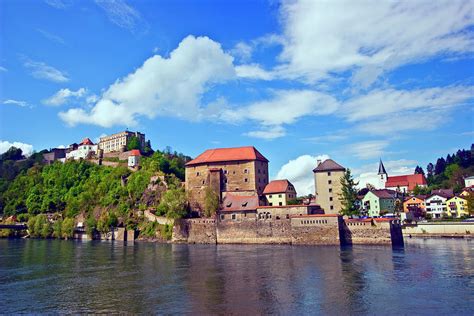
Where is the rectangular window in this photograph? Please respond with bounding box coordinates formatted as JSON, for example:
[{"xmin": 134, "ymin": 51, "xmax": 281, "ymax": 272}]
[
  {"xmin": 231, "ymin": 214, "xmax": 236, "ymax": 220},
  {"xmin": 328, "ymin": 180, "xmax": 332, "ymax": 184},
  {"xmin": 197, "ymin": 172, "xmax": 200, "ymax": 176},
  {"xmin": 328, "ymin": 172, "xmax": 331, "ymax": 176},
  {"xmin": 269, "ymin": 195, "xmax": 272, "ymax": 198},
  {"xmin": 279, "ymin": 202, "xmax": 283, "ymax": 206},
  {"xmin": 244, "ymin": 169, "xmax": 248, "ymax": 173},
  {"xmin": 269, "ymin": 202, "xmax": 273, "ymax": 206},
  {"xmin": 244, "ymin": 178, "xmax": 248, "ymax": 182},
  {"xmin": 330, "ymin": 205, "xmax": 334, "ymax": 210},
  {"xmin": 278, "ymin": 194, "xmax": 282, "ymax": 198},
  {"xmin": 329, "ymin": 188, "xmax": 332, "ymax": 193},
  {"xmin": 329, "ymin": 197, "xmax": 333, "ymax": 201}
]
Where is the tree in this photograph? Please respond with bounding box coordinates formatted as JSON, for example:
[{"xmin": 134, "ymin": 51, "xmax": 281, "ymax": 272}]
[
  {"xmin": 61, "ymin": 218, "xmax": 75, "ymax": 239},
  {"xmin": 126, "ymin": 136, "xmax": 141, "ymax": 151},
  {"xmin": 157, "ymin": 188, "xmax": 188, "ymax": 219},
  {"xmin": 0, "ymin": 147, "xmax": 24, "ymax": 161},
  {"xmin": 338, "ymin": 169, "xmax": 360, "ymax": 217},
  {"xmin": 434, "ymin": 158, "xmax": 446, "ymax": 175},
  {"xmin": 203, "ymin": 187, "xmax": 220, "ymax": 217},
  {"xmin": 414, "ymin": 166, "xmax": 425, "ymax": 175},
  {"xmin": 426, "ymin": 163, "xmax": 434, "ymax": 177}
]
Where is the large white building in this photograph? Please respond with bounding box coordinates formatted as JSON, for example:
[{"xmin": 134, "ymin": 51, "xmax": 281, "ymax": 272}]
[
  {"xmin": 464, "ymin": 176, "xmax": 474, "ymax": 188},
  {"xmin": 98, "ymin": 131, "xmax": 145, "ymax": 153},
  {"xmin": 65, "ymin": 138, "xmax": 98, "ymax": 160}
]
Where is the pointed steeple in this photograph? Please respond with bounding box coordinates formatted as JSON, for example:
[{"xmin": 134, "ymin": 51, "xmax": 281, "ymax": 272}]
[{"xmin": 378, "ymin": 159, "xmax": 387, "ymax": 175}]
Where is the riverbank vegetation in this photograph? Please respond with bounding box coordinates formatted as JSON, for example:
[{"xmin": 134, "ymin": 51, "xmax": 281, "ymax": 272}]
[{"xmin": 0, "ymin": 145, "xmax": 192, "ymax": 239}]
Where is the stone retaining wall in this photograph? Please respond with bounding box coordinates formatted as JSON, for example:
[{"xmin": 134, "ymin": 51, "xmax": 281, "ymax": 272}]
[{"xmin": 403, "ymin": 222, "xmax": 474, "ymax": 236}]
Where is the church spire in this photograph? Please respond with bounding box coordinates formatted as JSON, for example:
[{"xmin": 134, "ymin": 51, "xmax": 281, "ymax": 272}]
[{"xmin": 378, "ymin": 159, "xmax": 387, "ymax": 175}]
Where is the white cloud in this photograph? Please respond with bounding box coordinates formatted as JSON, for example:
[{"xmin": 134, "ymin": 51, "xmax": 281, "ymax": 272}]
[
  {"xmin": 277, "ymin": 0, "xmax": 474, "ymax": 85},
  {"xmin": 343, "ymin": 86, "xmax": 474, "ymax": 122},
  {"xmin": 231, "ymin": 42, "xmax": 253, "ymax": 62},
  {"xmin": 44, "ymin": 0, "xmax": 73, "ymax": 9},
  {"xmin": 0, "ymin": 141, "xmax": 34, "ymax": 156},
  {"xmin": 245, "ymin": 126, "xmax": 286, "ymax": 140},
  {"xmin": 0, "ymin": 66, "xmax": 7, "ymax": 72},
  {"xmin": 43, "ymin": 88, "xmax": 87, "ymax": 106},
  {"xmin": 3, "ymin": 99, "xmax": 28, "ymax": 107},
  {"xmin": 23, "ymin": 58, "xmax": 69, "ymax": 83},
  {"xmin": 354, "ymin": 159, "xmax": 418, "ymax": 189},
  {"xmin": 59, "ymin": 35, "xmax": 235, "ymax": 127},
  {"xmin": 236, "ymin": 64, "xmax": 274, "ymax": 80},
  {"xmin": 37, "ymin": 29, "xmax": 66, "ymax": 45},
  {"xmin": 95, "ymin": 0, "xmax": 149, "ymax": 34},
  {"xmin": 349, "ymin": 140, "xmax": 389, "ymax": 160},
  {"xmin": 276, "ymin": 154, "xmax": 330, "ymax": 196}
]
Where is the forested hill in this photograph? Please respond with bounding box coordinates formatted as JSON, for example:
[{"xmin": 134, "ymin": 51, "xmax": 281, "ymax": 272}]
[
  {"xmin": 0, "ymin": 146, "xmax": 192, "ymax": 227},
  {"xmin": 414, "ymin": 144, "xmax": 474, "ymax": 193}
]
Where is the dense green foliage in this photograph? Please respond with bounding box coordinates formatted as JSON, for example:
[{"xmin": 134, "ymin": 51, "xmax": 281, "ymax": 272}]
[
  {"xmin": 0, "ymin": 146, "xmax": 193, "ymax": 238},
  {"xmin": 203, "ymin": 187, "xmax": 220, "ymax": 217},
  {"xmin": 338, "ymin": 169, "xmax": 360, "ymax": 217},
  {"xmin": 418, "ymin": 145, "xmax": 474, "ymax": 193}
]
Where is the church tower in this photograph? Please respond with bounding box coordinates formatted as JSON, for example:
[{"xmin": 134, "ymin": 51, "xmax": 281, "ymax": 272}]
[{"xmin": 378, "ymin": 159, "xmax": 388, "ymax": 188}]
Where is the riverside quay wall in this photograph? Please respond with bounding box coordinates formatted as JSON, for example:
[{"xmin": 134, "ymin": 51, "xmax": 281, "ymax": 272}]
[{"xmin": 172, "ymin": 215, "xmax": 404, "ymax": 246}]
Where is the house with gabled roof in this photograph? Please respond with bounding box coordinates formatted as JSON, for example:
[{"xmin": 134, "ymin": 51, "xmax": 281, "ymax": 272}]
[
  {"xmin": 263, "ymin": 179, "xmax": 297, "ymax": 206},
  {"xmin": 425, "ymin": 191, "xmax": 454, "ymax": 219},
  {"xmin": 362, "ymin": 189, "xmax": 400, "ymax": 217},
  {"xmin": 185, "ymin": 146, "xmax": 269, "ymax": 213},
  {"xmin": 65, "ymin": 138, "xmax": 98, "ymax": 160}
]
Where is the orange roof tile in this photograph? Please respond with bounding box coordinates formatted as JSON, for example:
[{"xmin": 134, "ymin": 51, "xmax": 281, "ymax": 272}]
[
  {"xmin": 130, "ymin": 149, "xmax": 141, "ymax": 156},
  {"xmin": 263, "ymin": 179, "xmax": 294, "ymax": 194},
  {"xmin": 186, "ymin": 146, "xmax": 268, "ymax": 166}
]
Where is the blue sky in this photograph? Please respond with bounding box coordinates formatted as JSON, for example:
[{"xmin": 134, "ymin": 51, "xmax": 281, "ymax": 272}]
[{"xmin": 1, "ymin": 0, "xmax": 473, "ymax": 194}]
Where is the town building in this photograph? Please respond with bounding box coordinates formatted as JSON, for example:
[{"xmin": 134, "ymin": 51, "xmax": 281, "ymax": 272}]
[
  {"xmin": 464, "ymin": 176, "xmax": 474, "ymax": 188},
  {"xmin": 313, "ymin": 159, "xmax": 345, "ymax": 214},
  {"xmin": 425, "ymin": 192, "xmax": 453, "ymax": 219},
  {"xmin": 362, "ymin": 189, "xmax": 399, "ymax": 217},
  {"xmin": 256, "ymin": 205, "xmax": 323, "ymax": 220},
  {"xmin": 446, "ymin": 196, "xmax": 468, "ymax": 218},
  {"xmin": 185, "ymin": 146, "xmax": 269, "ymax": 212},
  {"xmin": 377, "ymin": 160, "xmax": 428, "ymax": 193},
  {"xmin": 460, "ymin": 187, "xmax": 473, "ymax": 197},
  {"xmin": 43, "ymin": 148, "xmax": 66, "ymax": 164},
  {"xmin": 219, "ymin": 194, "xmax": 259, "ymax": 221},
  {"xmin": 98, "ymin": 131, "xmax": 145, "ymax": 153},
  {"xmin": 403, "ymin": 195, "xmax": 427, "ymax": 213},
  {"xmin": 65, "ymin": 138, "xmax": 98, "ymax": 160},
  {"xmin": 263, "ymin": 179, "xmax": 297, "ymax": 206},
  {"xmin": 128, "ymin": 149, "xmax": 141, "ymax": 168}
]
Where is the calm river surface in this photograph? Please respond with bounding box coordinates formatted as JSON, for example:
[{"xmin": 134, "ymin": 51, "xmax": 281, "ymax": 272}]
[{"xmin": 0, "ymin": 238, "xmax": 473, "ymax": 315}]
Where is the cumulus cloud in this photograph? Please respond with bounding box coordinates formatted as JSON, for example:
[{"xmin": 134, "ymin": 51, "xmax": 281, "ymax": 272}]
[
  {"xmin": 277, "ymin": 0, "xmax": 474, "ymax": 85},
  {"xmin": 3, "ymin": 99, "xmax": 29, "ymax": 107},
  {"xmin": 236, "ymin": 64, "xmax": 274, "ymax": 80},
  {"xmin": 95, "ymin": 0, "xmax": 149, "ymax": 34},
  {"xmin": 0, "ymin": 141, "xmax": 34, "ymax": 156},
  {"xmin": 276, "ymin": 154, "xmax": 330, "ymax": 196},
  {"xmin": 43, "ymin": 88, "xmax": 87, "ymax": 106},
  {"xmin": 230, "ymin": 42, "xmax": 253, "ymax": 62},
  {"xmin": 23, "ymin": 58, "xmax": 69, "ymax": 83},
  {"xmin": 59, "ymin": 35, "xmax": 235, "ymax": 127}
]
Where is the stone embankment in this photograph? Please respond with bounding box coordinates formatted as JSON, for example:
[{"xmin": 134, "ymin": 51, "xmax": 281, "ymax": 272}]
[
  {"xmin": 172, "ymin": 215, "xmax": 404, "ymax": 246},
  {"xmin": 403, "ymin": 222, "xmax": 473, "ymax": 238}
]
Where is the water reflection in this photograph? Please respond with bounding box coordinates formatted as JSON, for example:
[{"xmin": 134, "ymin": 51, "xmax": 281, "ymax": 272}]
[{"xmin": 0, "ymin": 239, "xmax": 472, "ymax": 314}]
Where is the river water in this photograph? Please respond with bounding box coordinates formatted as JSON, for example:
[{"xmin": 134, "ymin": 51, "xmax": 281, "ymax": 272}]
[{"xmin": 0, "ymin": 238, "xmax": 473, "ymax": 315}]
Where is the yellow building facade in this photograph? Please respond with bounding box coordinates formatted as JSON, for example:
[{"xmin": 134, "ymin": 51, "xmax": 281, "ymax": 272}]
[{"xmin": 446, "ymin": 196, "xmax": 468, "ymax": 218}]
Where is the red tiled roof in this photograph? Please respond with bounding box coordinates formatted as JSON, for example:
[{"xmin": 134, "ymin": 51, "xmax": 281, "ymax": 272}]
[
  {"xmin": 221, "ymin": 194, "xmax": 259, "ymax": 212},
  {"xmin": 186, "ymin": 146, "xmax": 268, "ymax": 166},
  {"xmin": 79, "ymin": 138, "xmax": 94, "ymax": 145},
  {"xmin": 263, "ymin": 179, "xmax": 294, "ymax": 194},
  {"xmin": 130, "ymin": 149, "xmax": 141, "ymax": 156},
  {"xmin": 313, "ymin": 159, "xmax": 345, "ymax": 172},
  {"xmin": 385, "ymin": 174, "xmax": 427, "ymax": 191}
]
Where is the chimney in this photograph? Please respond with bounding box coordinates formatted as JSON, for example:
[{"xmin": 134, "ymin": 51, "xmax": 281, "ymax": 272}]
[{"xmin": 317, "ymin": 159, "xmax": 322, "ymax": 166}]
